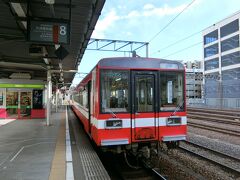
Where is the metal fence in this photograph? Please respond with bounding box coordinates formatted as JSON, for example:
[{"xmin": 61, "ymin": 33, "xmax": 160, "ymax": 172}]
[{"xmin": 187, "ymin": 83, "xmax": 240, "ymax": 110}]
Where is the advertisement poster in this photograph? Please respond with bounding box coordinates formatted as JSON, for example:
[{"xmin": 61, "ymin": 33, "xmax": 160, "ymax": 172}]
[
  {"xmin": 33, "ymin": 90, "xmax": 43, "ymax": 109},
  {"xmin": 0, "ymin": 91, "xmax": 3, "ymax": 106}
]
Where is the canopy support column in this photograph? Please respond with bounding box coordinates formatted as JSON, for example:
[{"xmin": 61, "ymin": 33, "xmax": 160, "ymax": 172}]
[{"xmin": 47, "ymin": 70, "xmax": 52, "ymax": 126}]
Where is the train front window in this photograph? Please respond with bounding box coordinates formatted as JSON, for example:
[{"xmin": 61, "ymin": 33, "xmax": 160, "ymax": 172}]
[
  {"xmin": 101, "ymin": 70, "xmax": 129, "ymax": 113},
  {"xmin": 160, "ymin": 72, "xmax": 184, "ymax": 111}
]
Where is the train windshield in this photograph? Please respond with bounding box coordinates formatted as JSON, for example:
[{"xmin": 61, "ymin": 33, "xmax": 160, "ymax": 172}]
[
  {"xmin": 160, "ymin": 71, "xmax": 184, "ymax": 111},
  {"xmin": 100, "ymin": 70, "xmax": 129, "ymax": 113}
]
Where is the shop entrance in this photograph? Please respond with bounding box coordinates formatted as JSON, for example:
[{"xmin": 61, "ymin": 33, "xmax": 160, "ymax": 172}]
[
  {"xmin": 20, "ymin": 92, "xmax": 32, "ymax": 118},
  {"xmin": 6, "ymin": 91, "xmax": 18, "ymax": 118},
  {"xmin": 6, "ymin": 90, "xmax": 32, "ymax": 119}
]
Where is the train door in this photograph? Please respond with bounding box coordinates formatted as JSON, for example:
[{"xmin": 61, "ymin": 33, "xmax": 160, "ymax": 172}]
[{"xmin": 131, "ymin": 71, "xmax": 158, "ymax": 141}]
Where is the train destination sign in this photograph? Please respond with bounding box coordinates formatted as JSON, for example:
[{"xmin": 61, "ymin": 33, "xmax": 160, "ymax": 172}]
[{"xmin": 28, "ymin": 20, "xmax": 70, "ymax": 44}]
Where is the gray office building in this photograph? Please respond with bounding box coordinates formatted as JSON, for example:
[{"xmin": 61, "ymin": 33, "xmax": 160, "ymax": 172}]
[{"xmin": 203, "ymin": 11, "xmax": 240, "ymax": 109}]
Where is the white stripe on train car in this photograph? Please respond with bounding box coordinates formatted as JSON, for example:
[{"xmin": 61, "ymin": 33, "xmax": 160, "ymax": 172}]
[
  {"xmin": 89, "ymin": 116, "xmax": 187, "ymax": 129},
  {"xmin": 74, "ymin": 105, "xmax": 88, "ymax": 119},
  {"xmin": 133, "ymin": 118, "xmax": 155, "ymax": 127},
  {"xmin": 182, "ymin": 116, "xmax": 187, "ymax": 125},
  {"xmin": 91, "ymin": 117, "xmax": 131, "ymax": 129}
]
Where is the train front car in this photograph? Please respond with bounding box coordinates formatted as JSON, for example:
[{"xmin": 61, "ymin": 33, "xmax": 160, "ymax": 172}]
[{"xmin": 72, "ymin": 57, "xmax": 187, "ymax": 155}]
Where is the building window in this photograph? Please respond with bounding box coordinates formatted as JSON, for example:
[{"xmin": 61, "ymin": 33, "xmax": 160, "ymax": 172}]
[
  {"xmin": 204, "ymin": 30, "xmax": 218, "ymax": 45},
  {"xmin": 220, "ymin": 19, "xmax": 239, "ymax": 38},
  {"xmin": 204, "ymin": 58, "xmax": 219, "ymax": 70},
  {"xmin": 205, "ymin": 72, "xmax": 219, "ymax": 98},
  {"xmin": 222, "ymin": 67, "xmax": 240, "ymax": 80},
  {"xmin": 222, "ymin": 68, "xmax": 240, "ymax": 98},
  {"xmin": 204, "ymin": 43, "xmax": 218, "ymax": 58},
  {"xmin": 221, "ymin": 51, "xmax": 240, "ymax": 67},
  {"xmin": 221, "ymin": 35, "xmax": 239, "ymax": 52}
]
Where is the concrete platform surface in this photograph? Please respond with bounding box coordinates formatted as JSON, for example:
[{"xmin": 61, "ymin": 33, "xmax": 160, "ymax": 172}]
[
  {"xmin": 0, "ymin": 111, "xmax": 63, "ymax": 180},
  {"xmin": 0, "ymin": 106, "xmax": 110, "ymax": 180}
]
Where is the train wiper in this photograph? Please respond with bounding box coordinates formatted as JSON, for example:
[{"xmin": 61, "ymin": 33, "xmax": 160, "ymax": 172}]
[
  {"xmin": 170, "ymin": 100, "xmax": 184, "ymax": 117},
  {"xmin": 102, "ymin": 102, "xmax": 117, "ymax": 118},
  {"xmin": 108, "ymin": 108, "xmax": 117, "ymax": 118}
]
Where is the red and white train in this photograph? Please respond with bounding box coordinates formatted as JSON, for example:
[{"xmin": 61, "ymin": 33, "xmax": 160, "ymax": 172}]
[{"xmin": 71, "ymin": 57, "xmax": 187, "ymax": 154}]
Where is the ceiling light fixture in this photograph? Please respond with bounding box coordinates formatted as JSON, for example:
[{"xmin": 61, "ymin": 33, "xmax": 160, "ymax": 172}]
[
  {"xmin": 43, "ymin": 58, "xmax": 49, "ymax": 65},
  {"xmin": 45, "ymin": 0, "xmax": 55, "ymax": 5},
  {"xmin": 10, "ymin": 3, "xmax": 27, "ymax": 29}
]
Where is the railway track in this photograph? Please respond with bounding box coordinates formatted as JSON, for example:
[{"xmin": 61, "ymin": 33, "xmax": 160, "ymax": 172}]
[
  {"xmin": 179, "ymin": 141, "xmax": 240, "ymax": 175},
  {"xmin": 188, "ymin": 121, "xmax": 240, "ymax": 136},
  {"xmin": 187, "ymin": 107, "xmax": 240, "ymax": 115},
  {"xmin": 151, "ymin": 168, "xmax": 167, "ymax": 180},
  {"xmin": 141, "ymin": 160, "xmax": 167, "ymax": 180},
  {"xmin": 188, "ymin": 113, "xmax": 240, "ymax": 126},
  {"xmin": 99, "ymin": 151, "xmax": 167, "ymax": 180},
  {"xmin": 187, "ymin": 107, "xmax": 240, "ymax": 126}
]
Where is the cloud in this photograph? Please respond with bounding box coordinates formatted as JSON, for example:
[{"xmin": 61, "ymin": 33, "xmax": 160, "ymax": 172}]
[
  {"xmin": 143, "ymin": 3, "xmax": 186, "ymax": 17},
  {"xmin": 91, "ymin": 1, "xmax": 203, "ymax": 38},
  {"xmin": 143, "ymin": 4, "xmax": 155, "ymax": 10},
  {"xmin": 125, "ymin": 10, "xmax": 141, "ymax": 18},
  {"xmin": 92, "ymin": 9, "xmax": 120, "ymax": 38},
  {"xmin": 126, "ymin": 1, "xmax": 203, "ymax": 19}
]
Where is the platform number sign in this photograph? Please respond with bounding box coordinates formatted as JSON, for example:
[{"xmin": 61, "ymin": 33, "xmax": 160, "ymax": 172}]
[
  {"xmin": 28, "ymin": 20, "xmax": 70, "ymax": 44},
  {"xmin": 60, "ymin": 25, "xmax": 67, "ymax": 36}
]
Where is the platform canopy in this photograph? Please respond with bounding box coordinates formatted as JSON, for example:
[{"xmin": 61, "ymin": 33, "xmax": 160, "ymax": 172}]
[{"xmin": 0, "ymin": 0, "xmax": 105, "ymax": 86}]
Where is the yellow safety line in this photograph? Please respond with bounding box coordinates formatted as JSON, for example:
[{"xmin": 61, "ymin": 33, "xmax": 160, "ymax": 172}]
[{"xmin": 49, "ymin": 113, "xmax": 66, "ymax": 180}]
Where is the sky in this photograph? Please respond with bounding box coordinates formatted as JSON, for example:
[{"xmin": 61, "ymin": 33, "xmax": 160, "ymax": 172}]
[{"xmin": 72, "ymin": 0, "xmax": 240, "ymax": 86}]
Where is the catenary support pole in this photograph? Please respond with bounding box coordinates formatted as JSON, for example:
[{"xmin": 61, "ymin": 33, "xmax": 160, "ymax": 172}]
[
  {"xmin": 55, "ymin": 86, "xmax": 58, "ymax": 113},
  {"xmin": 146, "ymin": 43, "xmax": 149, "ymax": 58}
]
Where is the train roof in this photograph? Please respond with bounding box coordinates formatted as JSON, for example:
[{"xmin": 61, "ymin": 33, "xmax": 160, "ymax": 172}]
[
  {"xmin": 98, "ymin": 57, "xmax": 185, "ymax": 70},
  {"xmin": 75, "ymin": 57, "xmax": 184, "ymax": 89}
]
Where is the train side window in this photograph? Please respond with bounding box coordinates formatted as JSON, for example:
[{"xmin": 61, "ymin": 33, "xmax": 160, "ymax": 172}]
[
  {"xmin": 160, "ymin": 72, "xmax": 184, "ymax": 111},
  {"xmin": 139, "ymin": 81, "xmax": 145, "ymax": 104},
  {"xmin": 100, "ymin": 70, "xmax": 129, "ymax": 113},
  {"xmin": 147, "ymin": 80, "xmax": 153, "ymax": 105}
]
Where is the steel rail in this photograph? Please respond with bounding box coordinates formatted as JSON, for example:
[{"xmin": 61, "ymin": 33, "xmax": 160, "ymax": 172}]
[
  {"xmin": 187, "ymin": 107, "xmax": 240, "ymax": 116},
  {"xmin": 178, "ymin": 146, "xmax": 240, "ymax": 175},
  {"xmin": 187, "ymin": 114, "xmax": 240, "ymax": 126},
  {"xmin": 188, "ymin": 117, "xmax": 240, "ymax": 126},
  {"xmin": 188, "ymin": 122, "xmax": 240, "ymax": 137},
  {"xmin": 182, "ymin": 141, "xmax": 240, "ymax": 161},
  {"xmin": 151, "ymin": 168, "xmax": 167, "ymax": 180}
]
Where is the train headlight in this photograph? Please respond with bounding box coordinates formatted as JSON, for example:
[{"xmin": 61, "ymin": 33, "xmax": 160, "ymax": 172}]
[
  {"xmin": 167, "ymin": 117, "xmax": 181, "ymax": 126},
  {"xmin": 105, "ymin": 119, "xmax": 122, "ymax": 129}
]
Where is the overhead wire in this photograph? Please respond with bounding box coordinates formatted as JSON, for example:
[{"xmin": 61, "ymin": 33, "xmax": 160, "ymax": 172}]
[
  {"xmin": 162, "ymin": 41, "xmax": 202, "ymax": 58},
  {"xmin": 151, "ymin": 29, "xmax": 203, "ymax": 55},
  {"xmin": 148, "ymin": 0, "xmax": 197, "ymax": 43},
  {"xmin": 153, "ymin": 10, "xmax": 240, "ymax": 57}
]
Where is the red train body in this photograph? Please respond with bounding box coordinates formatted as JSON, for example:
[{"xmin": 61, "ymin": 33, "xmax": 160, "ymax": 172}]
[{"xmin": 71, "ymin": 57, "xmax": 187, "ymax": 153}]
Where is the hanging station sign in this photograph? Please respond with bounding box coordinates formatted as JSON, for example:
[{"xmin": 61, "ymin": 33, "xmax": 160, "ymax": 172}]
[{"xmin": 28, "ymin": 20, "xmax": 70, "ymax": 44}]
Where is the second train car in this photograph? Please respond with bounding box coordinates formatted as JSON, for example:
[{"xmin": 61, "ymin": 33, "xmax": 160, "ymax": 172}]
[{"xmin": 71, "ymin": 57, "xmax": 187, "ymax": 155}]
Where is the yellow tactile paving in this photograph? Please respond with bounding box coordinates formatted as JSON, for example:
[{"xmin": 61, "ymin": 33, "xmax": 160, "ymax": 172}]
[{"xmin": 49, "ymin": 113, "xmax": 66, "ymax": 180}]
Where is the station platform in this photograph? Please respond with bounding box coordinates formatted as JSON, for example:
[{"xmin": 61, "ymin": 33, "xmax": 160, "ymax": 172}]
[{"xmin": 0, "ymin": 106, "xmax": 110, "ymax": 180}]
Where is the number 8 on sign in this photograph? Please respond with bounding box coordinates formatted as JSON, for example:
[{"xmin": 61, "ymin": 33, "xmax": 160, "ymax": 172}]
[{"xmin": 59, "ymin": 25, "xmax": 66, "ymax": 36}]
